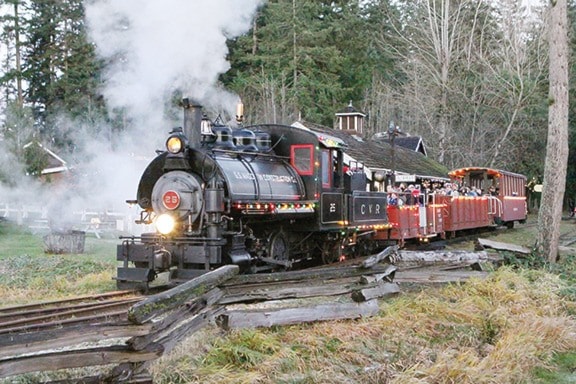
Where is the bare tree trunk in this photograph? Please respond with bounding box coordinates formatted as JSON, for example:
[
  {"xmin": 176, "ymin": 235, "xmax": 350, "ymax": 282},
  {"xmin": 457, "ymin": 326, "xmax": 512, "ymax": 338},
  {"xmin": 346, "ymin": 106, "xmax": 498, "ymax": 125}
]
[
  {"xmin": 14, "ymin": 2, "xmax": 24, "ymax": 107},
  {"xmin": 536, "ymin": 0, "xmax": 569, "ymax": 262}
]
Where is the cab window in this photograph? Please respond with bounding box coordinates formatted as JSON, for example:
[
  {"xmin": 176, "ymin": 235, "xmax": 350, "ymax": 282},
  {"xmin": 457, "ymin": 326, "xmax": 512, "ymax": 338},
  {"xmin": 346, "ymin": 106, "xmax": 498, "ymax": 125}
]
[
  {"xmin": 291, "ymin": 144, "xmax": 314, "ymax": 175},
  {"xmin": 321, "ymin": 149, "xmax": 332, "ymax": 187}
]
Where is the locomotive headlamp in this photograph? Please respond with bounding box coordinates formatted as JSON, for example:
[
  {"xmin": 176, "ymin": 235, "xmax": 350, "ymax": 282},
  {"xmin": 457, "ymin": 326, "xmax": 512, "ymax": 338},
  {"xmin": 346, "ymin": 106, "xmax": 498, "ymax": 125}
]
[
  {"xmin": 166, "ymin": 134, "xmax": 186, "ymax": 154},
  {"xmin": 155, "ymin": 213, "xmax": 176, "ymax": 235}
]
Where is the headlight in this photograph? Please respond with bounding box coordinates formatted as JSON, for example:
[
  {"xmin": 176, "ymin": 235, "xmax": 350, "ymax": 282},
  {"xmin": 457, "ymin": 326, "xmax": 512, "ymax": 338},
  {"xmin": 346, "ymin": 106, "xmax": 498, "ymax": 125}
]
[
  {"xmin": 155, "ymin": 214, "xmax": 176, "ymax": 235},
  {"xmin": 166, "ymin": 135, "xmax": 185, "ymax": 154}
]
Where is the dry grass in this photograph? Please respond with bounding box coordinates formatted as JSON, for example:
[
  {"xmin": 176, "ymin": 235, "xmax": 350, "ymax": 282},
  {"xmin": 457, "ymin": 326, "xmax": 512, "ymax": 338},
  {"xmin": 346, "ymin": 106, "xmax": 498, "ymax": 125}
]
[{"xmin": 150, "ymin": 268, "xmax": 576, "ymax": 384}]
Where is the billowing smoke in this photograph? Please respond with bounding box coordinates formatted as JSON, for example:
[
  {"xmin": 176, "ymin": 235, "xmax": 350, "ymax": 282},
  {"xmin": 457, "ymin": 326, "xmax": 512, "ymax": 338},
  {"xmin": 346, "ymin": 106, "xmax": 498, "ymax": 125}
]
[
  {"xmin": 0, "ymin": 0, "xmax": 263, "ymax": 235},
  {"xmin": 85, "ymin": 0, "xmax": 263, "ymax": 146}
]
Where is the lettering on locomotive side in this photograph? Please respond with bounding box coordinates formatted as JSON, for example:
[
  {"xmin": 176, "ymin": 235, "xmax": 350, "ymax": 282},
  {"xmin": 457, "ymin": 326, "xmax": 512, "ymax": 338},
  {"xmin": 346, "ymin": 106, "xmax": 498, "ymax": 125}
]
[
  {"xmin": 360, "ymin": 203, "xmax": 381, "ymax": 215},
  {"xmin": 352, "ymin": 194, "xmax": 388, "ymax": 223},
  {"xmin": 232, "ymin": 171, "xmax": 297, "ymax": 183}
]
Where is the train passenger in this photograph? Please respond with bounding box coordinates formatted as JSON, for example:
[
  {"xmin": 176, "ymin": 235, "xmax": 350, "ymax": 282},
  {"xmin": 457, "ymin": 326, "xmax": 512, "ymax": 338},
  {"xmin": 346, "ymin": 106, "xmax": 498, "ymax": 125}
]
[
  {"xmin": 405, "ymin": 185, "xmax": 417, "ymax": 205},
  {"xmin": 397, "ymin": 183, "xmax": 407, "ymax": 205},
  {"xmin": 386, "ymin": 185, "xmax": 398, "ymax": 206},
  {"xmin": 465, "ymin": 187, "xmax": 478, "ymax": 196},
  {"xmin": 405, "ymin": 184, "xmax": 422, "ymax": 205},
  {"xmin": 450, "ymin": 183, "xmax": 460, "ymax": 197}
]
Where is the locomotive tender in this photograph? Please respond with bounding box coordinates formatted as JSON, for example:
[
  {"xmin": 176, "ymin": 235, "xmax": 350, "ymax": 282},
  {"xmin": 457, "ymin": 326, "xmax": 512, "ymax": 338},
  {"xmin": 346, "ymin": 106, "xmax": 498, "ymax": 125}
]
[{"xmin": 116, "ymin": 99, "xmax": 527, "ymax": 289}]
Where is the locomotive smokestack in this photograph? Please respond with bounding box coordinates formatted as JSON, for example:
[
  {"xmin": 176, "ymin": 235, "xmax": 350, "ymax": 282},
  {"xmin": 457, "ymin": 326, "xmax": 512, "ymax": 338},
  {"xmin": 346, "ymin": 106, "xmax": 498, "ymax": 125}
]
[{"xmin": 182, "ymin": 98, "xmax": 203, "ymax": 148}]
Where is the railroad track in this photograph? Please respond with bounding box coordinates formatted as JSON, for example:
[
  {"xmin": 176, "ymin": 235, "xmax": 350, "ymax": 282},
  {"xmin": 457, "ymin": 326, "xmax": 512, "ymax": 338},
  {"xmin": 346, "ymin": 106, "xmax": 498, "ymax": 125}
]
[
  {"xmin": 0, "ymin": 290, "xmax": 144, "ymax": 335},
  {"xmin": 0, "ymin": 225, "xmax": 518, "ymax": 336},
  {"xmin": 0, "ymin": 255, "xmax": 496, "ymax": 382}
]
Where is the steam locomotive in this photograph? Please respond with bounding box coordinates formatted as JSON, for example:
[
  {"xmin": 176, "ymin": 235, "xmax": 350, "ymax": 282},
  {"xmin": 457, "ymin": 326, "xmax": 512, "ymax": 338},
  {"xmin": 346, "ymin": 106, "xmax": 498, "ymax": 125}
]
[
  {"xmin": 116, "ymin": 99, "xmax": 527, "ymax": 289},
  {"xmin": 116, "ymin": 99, "xmax": 391, "ymax": 289}
]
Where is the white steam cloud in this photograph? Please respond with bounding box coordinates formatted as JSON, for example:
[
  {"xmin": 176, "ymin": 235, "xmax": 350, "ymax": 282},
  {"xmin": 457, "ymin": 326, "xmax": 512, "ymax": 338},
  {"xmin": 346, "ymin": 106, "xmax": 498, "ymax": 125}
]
[
  {"xmin": 85, "ymin": 0, "xmax": 263, "ymax": 137},
  {"xmin": 0, "ymin": 0, "xmax": 263, "ymax": 236}
]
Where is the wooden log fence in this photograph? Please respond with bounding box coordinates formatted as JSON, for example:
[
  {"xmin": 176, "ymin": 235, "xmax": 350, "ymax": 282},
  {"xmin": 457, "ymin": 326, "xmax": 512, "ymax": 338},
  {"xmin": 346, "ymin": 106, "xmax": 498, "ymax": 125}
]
[{"xmin": 0, "ymin": 246, "xmax": 488, "ymax": 383}]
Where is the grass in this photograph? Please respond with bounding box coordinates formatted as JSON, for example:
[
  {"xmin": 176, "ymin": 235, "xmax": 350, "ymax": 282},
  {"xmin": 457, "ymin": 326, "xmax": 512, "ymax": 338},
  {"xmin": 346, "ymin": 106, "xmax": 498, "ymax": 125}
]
[
  {"xmin": 149, "ymin": 268, "xmax": 576, "ymax": 384},
  {"xmin": 0, "ymin": 219, "xmax": 118, "ymax": 306},
  {"xmin": 3, "ymin": 216, "xmax": 576, "ymax": 383},
  {"xmin": 148, "ymin": 215, "xmax": 576, "ymax": 384}
]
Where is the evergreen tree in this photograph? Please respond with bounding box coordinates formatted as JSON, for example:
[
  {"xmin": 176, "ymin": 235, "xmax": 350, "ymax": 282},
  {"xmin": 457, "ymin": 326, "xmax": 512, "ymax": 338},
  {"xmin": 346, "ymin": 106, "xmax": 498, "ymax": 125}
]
[
  {"xmin": 23, "ymin": 0, "xmax": 105, "ymax": 148},
  {"xmin": 224, "ymin": 0, "xmax": 397, "ymax": 127}
]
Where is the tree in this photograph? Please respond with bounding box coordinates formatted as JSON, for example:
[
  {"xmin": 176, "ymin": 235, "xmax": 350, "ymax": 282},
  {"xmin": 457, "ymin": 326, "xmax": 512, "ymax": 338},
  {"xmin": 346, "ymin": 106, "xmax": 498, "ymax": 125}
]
[
  {"xmin": 536, "ymin": 0, "xmax": 569, "ymax": 262},
  {"xmin": 224, "ymin": 0, "xmax": 396, "ymax": 127},
  {"xmin": 374, "ymin": 0, "xmax": 548, "ymax": 174},
  {"xmin": 0, "ymin": 0, "xmax": 25, "ymax": 107},
  {"xmin": 564, "ymin": 2, "xmax": 576, "ymax": 207},
  {"xmin": 23, "ymin": 0, "xmax": 105, "ymax": 147}
]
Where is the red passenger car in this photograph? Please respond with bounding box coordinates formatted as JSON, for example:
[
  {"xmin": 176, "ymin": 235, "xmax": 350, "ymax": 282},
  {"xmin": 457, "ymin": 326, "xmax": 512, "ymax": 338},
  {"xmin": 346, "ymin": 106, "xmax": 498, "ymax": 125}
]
[
  {"xmin": 448, "ymin": 167, "xmax": 527, "ymax": 229},
  {"xmin": 378, "ymin": 167, "xmax": 527, "ymax": 246}
]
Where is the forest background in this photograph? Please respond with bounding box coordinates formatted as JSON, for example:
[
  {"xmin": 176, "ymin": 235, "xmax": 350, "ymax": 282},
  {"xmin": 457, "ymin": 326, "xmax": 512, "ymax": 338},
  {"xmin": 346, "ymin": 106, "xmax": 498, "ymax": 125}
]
[{"xmin": 0, "ymin": 0, "xmax": 573, "ymax": 210}]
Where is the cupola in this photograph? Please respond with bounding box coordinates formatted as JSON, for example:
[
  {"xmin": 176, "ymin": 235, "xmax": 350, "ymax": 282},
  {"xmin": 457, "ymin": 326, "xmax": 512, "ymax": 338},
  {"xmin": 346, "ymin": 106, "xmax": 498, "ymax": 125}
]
[{"xmin": 335, "ymin": 101, "xmax": 366, "ymax": 134}]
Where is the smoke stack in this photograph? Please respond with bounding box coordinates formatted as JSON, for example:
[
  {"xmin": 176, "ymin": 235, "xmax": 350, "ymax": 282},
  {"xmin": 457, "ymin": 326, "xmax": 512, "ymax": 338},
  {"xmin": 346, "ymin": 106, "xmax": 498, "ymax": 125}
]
[{"xmin": 182, "ymin": 98, "xmax": 203, "ymax": 148}]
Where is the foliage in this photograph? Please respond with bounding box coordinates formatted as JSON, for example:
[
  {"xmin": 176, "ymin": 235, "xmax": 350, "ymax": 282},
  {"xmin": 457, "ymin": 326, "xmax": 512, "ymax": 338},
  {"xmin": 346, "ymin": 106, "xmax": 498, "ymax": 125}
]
[
  {"xmin": 224, "ymin": 0, "xmax": 398, "ymax": 127},
  {"xmin": 0, "ymin": 0, "xmax": 573, "ymax": 206},
  {"xmin": 533, "ymin": 352, "xmax": 576, "ymax": 383},
  {"xmin": 22, "ymin": 141, "xmax": 49, "ymax": 176},
  {"xmin": 1, "ymin": 0, "xmax": 107, "ymax": 156}
]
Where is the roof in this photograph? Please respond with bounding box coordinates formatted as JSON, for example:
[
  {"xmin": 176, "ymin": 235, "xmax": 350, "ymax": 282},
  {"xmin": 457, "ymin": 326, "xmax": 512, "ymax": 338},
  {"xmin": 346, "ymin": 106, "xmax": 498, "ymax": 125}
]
[
  {"xmin": 449, "ymin": 167, "xmax": 527, "ymax": 180},
  {"xmin": 294, "ymin": 121, "xmax": 449, "ymax": 181},
  {"xmin": 373, "ymin": 133, "xmax": 427, "ymax": 156},
  {"xmin": 393, "ymin": 136, "xmax": 426, "ymax": 156},
  {"xmin": 23, "ymin": 142, "xmax": 69, "ymax": 175},
  {"xmin": 335, "ymin": 101, "xmax": 366, "ymax": 117}
]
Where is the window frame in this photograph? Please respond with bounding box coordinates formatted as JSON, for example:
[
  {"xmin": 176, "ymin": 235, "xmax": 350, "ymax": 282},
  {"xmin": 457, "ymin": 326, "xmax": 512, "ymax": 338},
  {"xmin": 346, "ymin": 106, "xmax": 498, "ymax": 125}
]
[
  {"xmin": 321, "ymin": 149, "xmax": 332, "ymax": 188},
  {"xmin": 290, "ymin": 144, "xmax": 314, "ymax": 176}
]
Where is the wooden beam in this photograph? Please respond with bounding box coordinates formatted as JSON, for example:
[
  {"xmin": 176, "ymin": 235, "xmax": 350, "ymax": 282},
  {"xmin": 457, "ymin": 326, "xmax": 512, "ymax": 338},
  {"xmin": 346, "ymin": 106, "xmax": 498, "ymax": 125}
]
[
  {"xmin": 129, "ymin": 288, "xmax": 223, "ymax": 351},
  {"xmin": 128, "ymin": 265, "xmax": 239, "ymax": 324},
  {"xmin": 0, "ymin": 323, "xmax": 151, "ymax": 360},
  {"xmin": 217, "ymin": 300, "xmax": 380, "ymax": 330},
  {"xmin": 219, "ymin": 279, "xmax": 360, "ymax": 305},
  {"xmin": 156, "ymin": 307, "xmax": 224, "ymax": 355},
  {"xmin": 476, "ymin": 238, "xmax": 531, "ymax": 254},
  {"xmin": 397, "ymin": 250, "xmax": 489, "ymax": 266},
  {"xmin": 361, "ymin": 245, "xmax": 399, "ymax": 268},
  {"xmin": 351, "ymin": 282, "xmax": 400, "ymax": 302},
  {"xmin": 359, "ymin": 265, "xmax": 397, "ymax": 284},
  {"xmin": 0, "ymin": 344, "xmax": 163, "ymax": 379},
  {"xmin": 395, "ymin": 267, "xmax": 489, "ymax": 283},
  {"xmin": 223, "ymin": 264, "xmax": 394, "ymax": 287}
]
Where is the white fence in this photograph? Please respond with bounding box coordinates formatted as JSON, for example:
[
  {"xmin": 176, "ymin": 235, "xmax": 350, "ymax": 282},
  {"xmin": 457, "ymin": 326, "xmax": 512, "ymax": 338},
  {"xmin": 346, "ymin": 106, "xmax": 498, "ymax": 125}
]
[{"xmin": 0, "ymin": 203, "xmax": 145, "ymax": 237}]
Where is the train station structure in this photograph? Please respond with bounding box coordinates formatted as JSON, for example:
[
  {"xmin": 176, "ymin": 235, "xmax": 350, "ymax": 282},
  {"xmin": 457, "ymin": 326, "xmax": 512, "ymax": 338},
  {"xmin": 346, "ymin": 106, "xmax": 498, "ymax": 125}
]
[{"xmin": 293, "ymin": 102, "xmax": 449, "ymax": 190}]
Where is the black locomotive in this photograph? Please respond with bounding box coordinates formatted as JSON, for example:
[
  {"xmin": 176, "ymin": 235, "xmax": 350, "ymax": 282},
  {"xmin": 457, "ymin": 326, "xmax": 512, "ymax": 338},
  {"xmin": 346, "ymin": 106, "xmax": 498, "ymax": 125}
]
[{"xmin": 116, "ymin": 99, "xmax": 390, "ymax": 289}]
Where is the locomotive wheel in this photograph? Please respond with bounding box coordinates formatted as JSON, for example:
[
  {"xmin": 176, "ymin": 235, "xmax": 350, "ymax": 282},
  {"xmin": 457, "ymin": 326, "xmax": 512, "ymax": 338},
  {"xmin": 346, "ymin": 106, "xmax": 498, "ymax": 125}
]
[
  {"xmin": 268, "ymin": 231, "xmax": 290, "ymax": 265},
  {"xmin": 321, "ymin": 240, "xmax": 342, "ymax": 264}
]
